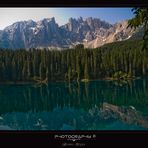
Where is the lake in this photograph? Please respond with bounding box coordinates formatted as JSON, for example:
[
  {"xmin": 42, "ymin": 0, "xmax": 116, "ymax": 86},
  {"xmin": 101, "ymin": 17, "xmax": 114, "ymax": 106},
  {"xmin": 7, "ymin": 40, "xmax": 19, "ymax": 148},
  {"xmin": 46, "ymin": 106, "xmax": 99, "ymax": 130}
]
[{"xmin": 0, "ymin": 79, "xmax": 148, "ymax": 130}]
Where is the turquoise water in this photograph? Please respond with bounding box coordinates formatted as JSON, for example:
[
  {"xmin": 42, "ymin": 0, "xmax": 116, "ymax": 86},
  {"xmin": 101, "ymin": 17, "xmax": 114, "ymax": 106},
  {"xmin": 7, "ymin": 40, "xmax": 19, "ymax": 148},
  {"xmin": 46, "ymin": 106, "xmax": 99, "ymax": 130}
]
[{"xmin": 0, "ymin": 79, "xmax": 148, "ymax": 130}]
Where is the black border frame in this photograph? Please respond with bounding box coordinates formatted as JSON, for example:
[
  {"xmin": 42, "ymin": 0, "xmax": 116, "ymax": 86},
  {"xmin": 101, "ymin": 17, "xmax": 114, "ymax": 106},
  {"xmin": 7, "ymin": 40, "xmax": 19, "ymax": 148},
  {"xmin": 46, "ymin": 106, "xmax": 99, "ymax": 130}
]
[{"xmin": 0, "ymin": 0, "xmax": 147, "ymax": 7}]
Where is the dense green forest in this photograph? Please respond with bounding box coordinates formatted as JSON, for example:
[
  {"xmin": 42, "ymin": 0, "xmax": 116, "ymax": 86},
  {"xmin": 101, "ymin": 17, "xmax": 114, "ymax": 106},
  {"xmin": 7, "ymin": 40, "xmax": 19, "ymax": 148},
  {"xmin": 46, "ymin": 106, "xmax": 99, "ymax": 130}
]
[{"xmin": 0, "ymin": 39, "xmax": 147, "ymax": 83}]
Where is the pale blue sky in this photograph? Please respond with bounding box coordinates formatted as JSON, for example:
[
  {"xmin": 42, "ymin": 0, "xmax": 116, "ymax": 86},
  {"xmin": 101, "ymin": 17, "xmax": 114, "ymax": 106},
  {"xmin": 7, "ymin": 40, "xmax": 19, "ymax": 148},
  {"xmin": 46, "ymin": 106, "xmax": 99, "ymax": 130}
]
[{"xmin": 0, "ymin": 8, "xmax": 134, "ymax": 30}]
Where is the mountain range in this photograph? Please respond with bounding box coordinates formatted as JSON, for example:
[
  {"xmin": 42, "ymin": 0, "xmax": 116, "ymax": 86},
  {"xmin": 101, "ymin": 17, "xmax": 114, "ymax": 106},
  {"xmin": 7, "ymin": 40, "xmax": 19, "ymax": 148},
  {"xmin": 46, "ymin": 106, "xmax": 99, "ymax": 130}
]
[{"xmin": 0, "ymin": 17, "xmax": 144, "ymax": 49}]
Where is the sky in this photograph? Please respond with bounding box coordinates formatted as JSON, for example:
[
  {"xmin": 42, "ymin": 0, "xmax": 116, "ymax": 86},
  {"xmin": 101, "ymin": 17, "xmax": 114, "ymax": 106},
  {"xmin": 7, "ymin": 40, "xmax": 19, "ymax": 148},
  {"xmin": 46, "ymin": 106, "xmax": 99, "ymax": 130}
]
[{"xmin": 0, "ymin": 8, "xmax": 134, "ymax": 30}]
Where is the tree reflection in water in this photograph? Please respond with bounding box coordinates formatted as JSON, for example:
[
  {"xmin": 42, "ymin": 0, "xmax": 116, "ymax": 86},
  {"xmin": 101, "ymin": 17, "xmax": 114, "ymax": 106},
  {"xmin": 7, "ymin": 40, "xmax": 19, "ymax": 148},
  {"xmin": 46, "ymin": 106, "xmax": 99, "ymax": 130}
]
[{"xmin": 0, "ymin": 79, "xmax": 147, "ymax": 130}]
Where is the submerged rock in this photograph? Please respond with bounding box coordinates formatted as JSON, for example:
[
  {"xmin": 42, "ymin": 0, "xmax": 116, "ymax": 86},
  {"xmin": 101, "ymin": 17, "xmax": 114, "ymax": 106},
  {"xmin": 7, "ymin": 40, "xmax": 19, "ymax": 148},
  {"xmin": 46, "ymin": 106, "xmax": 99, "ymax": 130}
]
[{"xmin": 101, "ymin": 102, "xmax": 148, "ymax": 128}]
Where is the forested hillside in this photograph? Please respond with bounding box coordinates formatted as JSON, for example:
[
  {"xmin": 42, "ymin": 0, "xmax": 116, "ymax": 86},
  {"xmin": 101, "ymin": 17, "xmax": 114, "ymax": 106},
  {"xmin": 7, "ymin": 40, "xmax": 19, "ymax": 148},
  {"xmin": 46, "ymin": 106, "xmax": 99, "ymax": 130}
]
[{"xmin": 0, "ymin": 39, "xmax": 147, "ymax": 83}]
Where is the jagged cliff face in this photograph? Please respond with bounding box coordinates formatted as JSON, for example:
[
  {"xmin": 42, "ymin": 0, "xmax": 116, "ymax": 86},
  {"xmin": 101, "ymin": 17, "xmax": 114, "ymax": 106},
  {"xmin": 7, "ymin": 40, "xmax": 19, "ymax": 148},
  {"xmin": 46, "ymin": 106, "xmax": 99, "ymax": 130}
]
[
  {"xmin": 0, "ymin": 17, "xmax": 64, "ymax": 49},
  {"xmin": 62, "ymin": 17, "xmax": 112, "ymax": 42},
  {"xmin": 84, "ymin": 20, "xmax": 135, "ymax": 48},
  {"xmin": 0, "ymin": 17, "xmax": 141, "ymax": 49}
]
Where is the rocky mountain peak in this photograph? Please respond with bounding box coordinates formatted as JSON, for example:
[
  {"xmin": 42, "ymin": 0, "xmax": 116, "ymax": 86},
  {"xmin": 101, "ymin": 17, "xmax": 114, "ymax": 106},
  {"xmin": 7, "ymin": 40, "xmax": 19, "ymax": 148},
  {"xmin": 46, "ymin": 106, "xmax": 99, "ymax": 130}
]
[
  {"xmin": 26, "ymin": 19, "xmax": 36, "ymax": 26},
  {"xmin": 85, "ymin": 17, "xmax": 112, "ymax": 29},
  {"xmin": 0, "ymin": 17, "xmax": 142, "ymax": 49},
  {"xmin": 37, "ymin": 17, "xmax": 57, "ymax": 27},
  {"xmin": 78, "ymin": 17, "xmax": 83, "ymax": 23},
  {"xmin": 69, "ymin": 17, "xmax": 76, "ymax": 23},
  {"xmin": 42, "ymin": 17, "xmax": 56, "ymax": 23},
  {"xmin": 85, "ymin": 17, "xmax": 93, "ymax": 24}
]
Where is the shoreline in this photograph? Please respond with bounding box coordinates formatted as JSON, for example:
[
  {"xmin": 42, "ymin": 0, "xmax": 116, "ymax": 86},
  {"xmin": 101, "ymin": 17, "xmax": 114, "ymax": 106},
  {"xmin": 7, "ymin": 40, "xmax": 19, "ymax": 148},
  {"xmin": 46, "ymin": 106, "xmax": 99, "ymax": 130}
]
[
  {"xmin": 103, "ymin": 76, "xmax": 142, "ymax": 81},
  {"xmin": 0, "ymin": 77, "xmax": 146, "ymax": 85},
  {"xmin": 0, "ymin": 81, "xmax": 34, "ymax": 85}
]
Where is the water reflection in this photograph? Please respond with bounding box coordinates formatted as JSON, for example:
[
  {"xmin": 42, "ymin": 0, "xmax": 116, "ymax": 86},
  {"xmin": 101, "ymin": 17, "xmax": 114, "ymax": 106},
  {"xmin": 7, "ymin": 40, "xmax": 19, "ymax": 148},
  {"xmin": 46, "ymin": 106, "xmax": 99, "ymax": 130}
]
[
  {"xmin": 0, "ymin": 104, "xmax": 148, "ymax": 130},
  {"xmin": 0, "ymin": 79, "xmax": 147, "ymax": 130}
]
